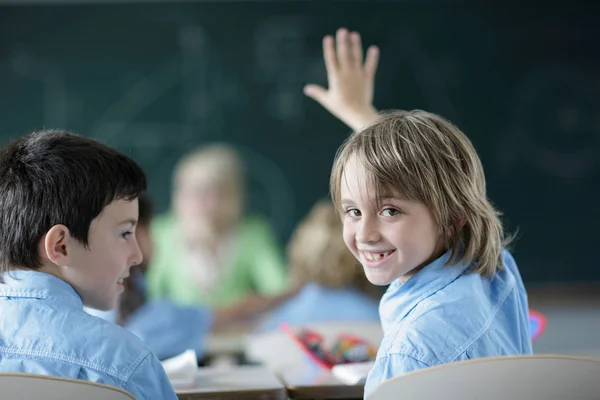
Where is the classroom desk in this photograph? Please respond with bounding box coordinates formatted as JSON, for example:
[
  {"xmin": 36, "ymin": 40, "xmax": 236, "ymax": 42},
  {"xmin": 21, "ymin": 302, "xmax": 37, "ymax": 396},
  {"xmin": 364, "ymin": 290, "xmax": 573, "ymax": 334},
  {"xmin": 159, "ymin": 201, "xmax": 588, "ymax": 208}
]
[
  {"xmin": 245, "ymin": 322, "xmax": 383, "ymax": 372},
  {"xmin": 279, "ymin": 364, "xmax": 364, "ymax": 400},
  {"xmin": 174, "ymin": 366, "xmax": 287, "ymax": 400},
  {"xmin": 245, "ymin": 322, "xmax": 380, "ymax": 399}
]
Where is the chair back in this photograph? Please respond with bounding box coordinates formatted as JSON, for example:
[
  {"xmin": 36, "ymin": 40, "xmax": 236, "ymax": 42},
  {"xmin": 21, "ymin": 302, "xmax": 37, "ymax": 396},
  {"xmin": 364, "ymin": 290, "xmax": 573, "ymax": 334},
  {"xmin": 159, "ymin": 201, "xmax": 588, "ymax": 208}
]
[
  {"xmin": 367, "ymin": 355, "xmax": 600, "ymax": 400},
  {"xmin": 0, "ymin": 373, "xmax": 135, "ymax": 400}
]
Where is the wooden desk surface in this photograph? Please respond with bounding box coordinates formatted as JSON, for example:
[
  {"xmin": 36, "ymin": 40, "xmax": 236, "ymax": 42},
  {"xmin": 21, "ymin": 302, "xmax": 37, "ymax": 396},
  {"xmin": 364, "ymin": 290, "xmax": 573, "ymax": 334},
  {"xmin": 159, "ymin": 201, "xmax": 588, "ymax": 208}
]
[
  {"xmin": 279, "ymin": 364, "xmax": 364, "ymax": 400},
  {"xmin": 175, "ymin": 366, "xmax": 287, "ymax": 400}
]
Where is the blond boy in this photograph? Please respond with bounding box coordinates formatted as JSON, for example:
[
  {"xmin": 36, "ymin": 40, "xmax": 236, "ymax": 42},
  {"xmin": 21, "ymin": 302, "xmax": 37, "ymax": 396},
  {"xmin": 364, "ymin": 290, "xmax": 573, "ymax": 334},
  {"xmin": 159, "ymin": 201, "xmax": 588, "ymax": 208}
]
[{"xmin": 306, "ymin": 29, "xmax": 532, "ymax": 396}]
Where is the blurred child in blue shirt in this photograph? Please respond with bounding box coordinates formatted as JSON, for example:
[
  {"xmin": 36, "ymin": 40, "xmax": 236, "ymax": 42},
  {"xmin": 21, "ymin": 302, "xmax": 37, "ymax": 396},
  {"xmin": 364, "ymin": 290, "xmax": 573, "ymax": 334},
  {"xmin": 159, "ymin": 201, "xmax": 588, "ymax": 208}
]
[{"xmin": 255, "ymin": 199, "xmax": 380, "ymax": 332}]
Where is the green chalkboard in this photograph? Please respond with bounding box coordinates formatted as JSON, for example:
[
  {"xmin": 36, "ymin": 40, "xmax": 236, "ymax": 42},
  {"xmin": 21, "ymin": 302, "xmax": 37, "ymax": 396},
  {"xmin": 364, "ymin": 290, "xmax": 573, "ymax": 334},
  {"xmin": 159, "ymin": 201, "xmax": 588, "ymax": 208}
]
[{"xmin": 0, "ymin": 2, "xmax": 598, "ymax": 284}]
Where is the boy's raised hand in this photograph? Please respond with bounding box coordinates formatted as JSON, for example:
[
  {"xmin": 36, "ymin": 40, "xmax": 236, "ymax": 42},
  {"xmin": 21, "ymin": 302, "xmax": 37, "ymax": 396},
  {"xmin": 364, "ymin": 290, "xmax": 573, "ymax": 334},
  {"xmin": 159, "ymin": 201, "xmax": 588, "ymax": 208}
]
[{"xmin": 304, "ymin": 28, "xmax": 380, "ymax": 131}]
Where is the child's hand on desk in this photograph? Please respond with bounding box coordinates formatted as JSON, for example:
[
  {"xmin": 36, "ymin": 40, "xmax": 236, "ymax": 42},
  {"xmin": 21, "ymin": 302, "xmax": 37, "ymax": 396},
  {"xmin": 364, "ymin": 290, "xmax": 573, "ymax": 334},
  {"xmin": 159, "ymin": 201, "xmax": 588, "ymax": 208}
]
[{"xmin": 304, "ymin": 28, "xmax": 380, "ymax": 132}]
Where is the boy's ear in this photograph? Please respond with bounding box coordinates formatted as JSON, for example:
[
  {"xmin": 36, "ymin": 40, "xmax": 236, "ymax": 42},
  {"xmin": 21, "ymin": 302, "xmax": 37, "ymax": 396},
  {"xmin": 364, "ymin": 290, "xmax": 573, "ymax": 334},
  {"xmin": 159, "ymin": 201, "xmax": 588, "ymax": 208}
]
[{"xmin": 42, "ymin": 224, "xmax": 71, "ymax": 267}]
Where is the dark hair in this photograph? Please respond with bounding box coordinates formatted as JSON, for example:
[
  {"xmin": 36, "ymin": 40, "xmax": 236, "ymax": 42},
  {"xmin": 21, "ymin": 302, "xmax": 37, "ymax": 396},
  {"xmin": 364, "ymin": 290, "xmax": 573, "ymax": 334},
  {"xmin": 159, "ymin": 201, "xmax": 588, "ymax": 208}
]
[{"xmin": 0, "ymin": 130, "xmax": 147, "ymax": 277}]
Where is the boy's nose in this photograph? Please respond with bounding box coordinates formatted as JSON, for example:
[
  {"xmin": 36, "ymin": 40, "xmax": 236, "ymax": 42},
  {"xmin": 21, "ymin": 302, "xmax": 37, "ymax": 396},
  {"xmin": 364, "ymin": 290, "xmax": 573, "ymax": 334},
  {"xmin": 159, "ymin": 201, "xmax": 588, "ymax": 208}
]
[
  {"xmin": 131, "ymin": 241, "xmax": 144, "ymax": 267},
  {"xmin": 356, "ymin": 217, "xmax": 381, "ymax": 244}
]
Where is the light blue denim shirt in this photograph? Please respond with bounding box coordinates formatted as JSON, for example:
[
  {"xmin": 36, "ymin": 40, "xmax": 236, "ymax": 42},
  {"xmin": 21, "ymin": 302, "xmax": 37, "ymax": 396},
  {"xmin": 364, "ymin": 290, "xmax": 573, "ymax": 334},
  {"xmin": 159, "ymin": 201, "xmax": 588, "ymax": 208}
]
[
  {"xmin": 254, "ymin": 283, "xmax": 380, "ymax": 333},
  {"xmin": 0, "ymin": 270, "xmax": 178, "ymax": 400},
  {"xmin": 365, "ymin": 249, "xmax": 532, "ymax": 396},
  {"xmin": 84, "ymin": 285, "xmax": 213, "ymax": 361}
]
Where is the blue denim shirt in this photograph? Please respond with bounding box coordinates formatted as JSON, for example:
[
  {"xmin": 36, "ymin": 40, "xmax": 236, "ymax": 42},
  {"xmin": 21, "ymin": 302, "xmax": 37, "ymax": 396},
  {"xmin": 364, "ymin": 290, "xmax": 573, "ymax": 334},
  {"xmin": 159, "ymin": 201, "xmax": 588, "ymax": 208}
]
[
  {"xmin": 0, "ymin": 270, "xmax": 177, "ymax": 400},
  {"xmin": 85, "ymin": 280, "xmax": 213, "ymax": 361},
  {"xmin": 124, "ymin": 299, "xmax": 212, "ymax": 361},
  {"xmin": 365, "ymin": 249, "xmax": 532, "ymax": 396}
]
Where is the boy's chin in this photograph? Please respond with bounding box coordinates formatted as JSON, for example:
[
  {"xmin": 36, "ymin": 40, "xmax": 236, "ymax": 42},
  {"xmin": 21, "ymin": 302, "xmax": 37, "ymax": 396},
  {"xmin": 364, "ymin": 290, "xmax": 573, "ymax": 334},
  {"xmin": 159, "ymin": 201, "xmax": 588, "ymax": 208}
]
[{"xmin": 363, "ymin": 269, "xmax": 396, "ymax": 286}]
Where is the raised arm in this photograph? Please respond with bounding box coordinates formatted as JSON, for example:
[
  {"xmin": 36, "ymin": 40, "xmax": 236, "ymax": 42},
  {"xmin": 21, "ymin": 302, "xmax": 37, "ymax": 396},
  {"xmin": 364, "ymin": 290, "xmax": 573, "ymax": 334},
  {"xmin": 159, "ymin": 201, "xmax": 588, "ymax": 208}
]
[{"xmin": 304, "ymin": 28, "xmax": 380, "ymax": 131}]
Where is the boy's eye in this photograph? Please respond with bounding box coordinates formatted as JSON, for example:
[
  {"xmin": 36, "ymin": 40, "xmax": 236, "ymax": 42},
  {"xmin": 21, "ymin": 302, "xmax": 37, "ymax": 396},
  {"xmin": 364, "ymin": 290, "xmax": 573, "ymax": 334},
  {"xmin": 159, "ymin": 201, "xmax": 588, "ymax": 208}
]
[
  {"xmin": 381, "ymin": 208, "xmax": 400, "ymax": 217},
  {"xmin": 120, "ymin": 231, "xmax": 133, "ymax": 239},
  {"xmin": 345, "ymin": 209, "xmax": 361, "ymax": 218}
]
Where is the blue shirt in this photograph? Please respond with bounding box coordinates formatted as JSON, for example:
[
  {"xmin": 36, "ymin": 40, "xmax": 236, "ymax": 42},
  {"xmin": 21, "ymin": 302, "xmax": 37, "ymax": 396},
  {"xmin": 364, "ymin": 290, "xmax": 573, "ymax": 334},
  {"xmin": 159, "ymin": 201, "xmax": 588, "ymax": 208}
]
[
  {"xmin": 365, "ymin": 249, "xmax": 532, "ymax": 396},
  {"xmin": 0, "ymin": 270, "xmax": 178, "ymax": 400},
  {"xmin": 254, "ymin": 283, "xmax": 380, "ymax": 333},
  {"xmin": 124, "ymin": 299, "xmax": 212, "ymax": 361},
  {"xmin": 84, "ymin": 278, "xmax": 213, "ymax": 361}
]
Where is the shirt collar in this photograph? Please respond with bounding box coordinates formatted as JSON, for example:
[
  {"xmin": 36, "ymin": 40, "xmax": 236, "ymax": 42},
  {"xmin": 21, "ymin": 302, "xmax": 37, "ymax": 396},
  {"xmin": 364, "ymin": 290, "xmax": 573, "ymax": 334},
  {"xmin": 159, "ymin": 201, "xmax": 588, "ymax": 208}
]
[
  {"xmin": 0, "ymin": 270, "xmax": 83, "ymax": 309},
  {"xmin": 380, "ymin": 249, "xmax": 471, "ymax": 327}
]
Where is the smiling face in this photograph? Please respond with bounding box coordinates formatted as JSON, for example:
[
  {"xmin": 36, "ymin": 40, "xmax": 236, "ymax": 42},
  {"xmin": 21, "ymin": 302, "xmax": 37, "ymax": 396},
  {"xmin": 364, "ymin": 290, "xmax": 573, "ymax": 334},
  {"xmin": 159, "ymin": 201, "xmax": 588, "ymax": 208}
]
[
  {"xmin": 339, "ymin": 156, "xmax": 445, "ymax": 285},
  {"xmin": 62, "ymin": 199, "xmax": 143, "ymax": 310}
]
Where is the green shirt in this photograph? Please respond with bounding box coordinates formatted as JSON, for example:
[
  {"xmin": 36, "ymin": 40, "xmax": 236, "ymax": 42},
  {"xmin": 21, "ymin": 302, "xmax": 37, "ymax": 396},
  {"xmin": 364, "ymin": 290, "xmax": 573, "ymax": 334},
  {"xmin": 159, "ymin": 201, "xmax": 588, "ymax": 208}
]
[{"xmin": 146, "ymin": 213, "xmax": 289, "ymax": 308}]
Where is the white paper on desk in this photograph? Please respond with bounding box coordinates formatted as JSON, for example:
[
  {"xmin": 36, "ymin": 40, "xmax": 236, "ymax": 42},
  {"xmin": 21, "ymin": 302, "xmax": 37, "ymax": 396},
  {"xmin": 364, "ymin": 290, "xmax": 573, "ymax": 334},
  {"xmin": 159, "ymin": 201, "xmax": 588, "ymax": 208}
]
[
  {"xmin": 161, "ymin": 349, "xmax": 198, "ymax": 388},
  {"xmin": 331, "ymin": 361, "xmax": 374, "ymax": 385}
]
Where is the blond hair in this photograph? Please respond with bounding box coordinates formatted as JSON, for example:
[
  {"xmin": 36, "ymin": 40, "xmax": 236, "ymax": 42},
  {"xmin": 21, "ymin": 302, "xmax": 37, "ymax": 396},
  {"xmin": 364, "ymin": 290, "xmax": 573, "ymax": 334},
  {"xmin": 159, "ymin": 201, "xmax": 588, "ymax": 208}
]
[
  {"xmin": 287, "ymin": 199, "xmax": 372, "ymax": 292},
  {"xmin": 330, "ymin": 110, "xmax": 510, "ymax": 277},
  {"xmin": 174, "ymin": 143, "xmax": 244, "ymax": 227}
]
